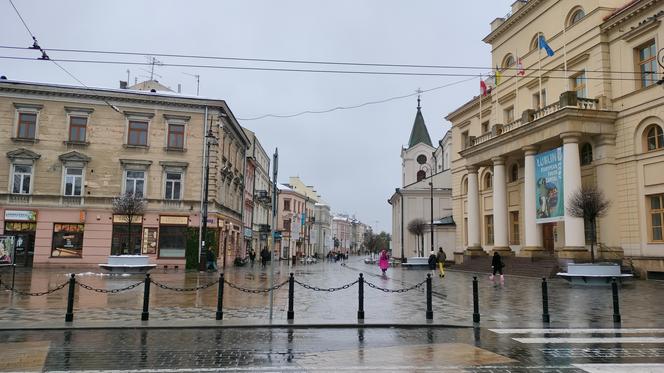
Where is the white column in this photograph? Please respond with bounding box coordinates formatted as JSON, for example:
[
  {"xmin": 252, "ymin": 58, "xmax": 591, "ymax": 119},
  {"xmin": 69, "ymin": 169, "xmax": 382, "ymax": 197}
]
[
  {"xmin": 466, "ymin": 166, "xmax": 482, "ymax": 253},
  {"xmin": 492, "ymin": 157, "xmax": 510, "ymax": 253},
  {"xmin": 523, "ymin": 146, "xmax": 543, "ymax": 253},
  {"xmin": 561, "ymin": 132, "xmax": 586, "ymax": 252},
  {"xmin": 595, "ymin": 134, "xmax": 619, "ymax": 249}
]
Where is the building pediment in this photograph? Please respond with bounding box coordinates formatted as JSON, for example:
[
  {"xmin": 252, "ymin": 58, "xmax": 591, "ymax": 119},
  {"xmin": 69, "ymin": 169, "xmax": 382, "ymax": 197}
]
[
  {"xmin": 59, "ymin": 151, "xmax": 91, "ymax": 163},
  {"xmin": 6, "ymin": 148, "xmax": 41, "ymax": 161}
]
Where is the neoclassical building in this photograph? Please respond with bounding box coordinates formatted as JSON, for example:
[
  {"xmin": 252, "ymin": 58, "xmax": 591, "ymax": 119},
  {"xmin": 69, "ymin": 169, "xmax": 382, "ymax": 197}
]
[
  {"xmin": 389, "ymin": 98, "xmax": 455, "ymax": 260},
  {"xmin": 448, "ymin": 0, "xmax": 664, "ymax": 277}
]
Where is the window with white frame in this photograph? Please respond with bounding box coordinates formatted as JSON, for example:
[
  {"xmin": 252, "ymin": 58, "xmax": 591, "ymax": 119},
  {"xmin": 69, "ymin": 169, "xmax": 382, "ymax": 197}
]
[
  {"xmin": 572, "ymin": 71, "xmax": 587, "ymax": 98},
  {"xmin": 12, "ymin": 164, "xmax": 32, "ymax": 194},
  {"xmin": 125, "ymin": 170, "xmax": 146, "ymax": 197},
  {"xmin": 533, "ymin": 89, "xmax": 547, "ymax": 109},
  {"xmin": 64, "ymin": 167, "xmax": 83, "ymax": 196},
  {"xmin": 165, "ymin": 172, "xmax": 182, "ymax": 200},
  {"xmin": 504, "ymin": 106, "xmax": 514, "ymax": 124}
]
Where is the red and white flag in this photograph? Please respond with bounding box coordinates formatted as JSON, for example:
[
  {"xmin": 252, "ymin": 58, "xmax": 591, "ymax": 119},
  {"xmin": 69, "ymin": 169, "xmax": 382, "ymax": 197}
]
[
  {"xmin": 480, "ymin": 79, "xmax": 488, "ymax": 96},
  {"xmin": 517, "ymin": 57, "xmax": 525, "ymax": 76}
]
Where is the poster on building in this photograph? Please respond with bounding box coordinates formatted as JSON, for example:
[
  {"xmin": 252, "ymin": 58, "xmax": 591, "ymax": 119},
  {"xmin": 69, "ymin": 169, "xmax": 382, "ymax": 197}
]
[
  {"xmin": 0, "ymin": 236, "xmax": 16, "ymax": 266},
  {"xmin": 535, "ymin": 147, "xmax": 565, "ymax": 223}
]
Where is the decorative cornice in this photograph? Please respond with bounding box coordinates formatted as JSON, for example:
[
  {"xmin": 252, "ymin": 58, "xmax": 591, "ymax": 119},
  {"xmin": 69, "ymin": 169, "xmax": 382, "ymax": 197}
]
[
  {"xmin": 483, "ymin": 0, "xmax": 546, "ymax": 44},
  {"xmin": 159, "ymin": 161, "xmax": 189, "ymax": 168},
  {"xmin": 59, "ymin": 151, "xmax": 91, "ymax": 163},
  {"xmin": 6, "ymin": 148, "xmax": 41, "ymax": 160}
]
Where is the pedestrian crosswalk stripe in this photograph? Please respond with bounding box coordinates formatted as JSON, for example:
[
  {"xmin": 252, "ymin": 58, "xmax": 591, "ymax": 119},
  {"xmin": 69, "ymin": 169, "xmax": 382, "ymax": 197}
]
[
  {"xmin": 574, "ymin": 363, "xmax": 664, "ymax": 372},
  {"xmin": 490, "ymin": 328, "xmax": 664, "ymax": 334},
  {"xmin": 514, "ymin": 337, "xmax": 664, "ymax": 344}
]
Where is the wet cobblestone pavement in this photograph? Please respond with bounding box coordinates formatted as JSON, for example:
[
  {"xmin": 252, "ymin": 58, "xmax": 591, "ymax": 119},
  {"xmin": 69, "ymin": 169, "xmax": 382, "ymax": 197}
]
[{"xmin": 2, "ymin": 258, "xmax": 664, "ymax": 371}]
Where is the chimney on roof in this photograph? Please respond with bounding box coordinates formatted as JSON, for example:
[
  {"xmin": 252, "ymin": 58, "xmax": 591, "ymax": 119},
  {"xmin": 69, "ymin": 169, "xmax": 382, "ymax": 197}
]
[
  {"xmin": 511, "ymin": 0, "xmax": 527, "ymax": 14},
  {"xmin": 177, "ymin": 84, "xmax": 181, "ymax": 93},
  {"xmin": 119, "ymin": 81, "xmax": 128, "ymax": 89}
]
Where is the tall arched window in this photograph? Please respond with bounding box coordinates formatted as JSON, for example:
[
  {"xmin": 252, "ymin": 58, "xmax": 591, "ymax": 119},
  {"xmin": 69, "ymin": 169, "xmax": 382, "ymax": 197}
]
[
  {"xmin": 510, "ymin": 164, "xmax": 519, "ymax": 182},
  {"xmin": 530, "ymin": 33, "xmax": 541, "ymax": 51},
  {"xmin": 462, "ymin": 178, "xmax": 468, "ymax": 195},
  {"xmin": 417, "ymin": 170, "xmax": 426, "ymax": 182},
  {"xmin": 503, "ymin": 54, "xmax": 515, "ymax": 69},
  {"xmin": 567, "ymin": 7, "xmax": 585, "ymax": 27},
  {"xmin": 646, "ymin": 124, "xmax": 664, "ymax": 152},
  {"xmin": 581, "ymin": 143, "xmax": 593, "ymax": 165},
  {"xmin": 484, "ymin": 172, "xmax": 493, "ymax": 190}
]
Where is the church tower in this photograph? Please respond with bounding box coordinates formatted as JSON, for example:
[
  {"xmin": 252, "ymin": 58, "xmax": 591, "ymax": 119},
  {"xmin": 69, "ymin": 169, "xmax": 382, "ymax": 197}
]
[{"xmin": 401, "ymin": 95, "xmax": 435, "ymax": 186}]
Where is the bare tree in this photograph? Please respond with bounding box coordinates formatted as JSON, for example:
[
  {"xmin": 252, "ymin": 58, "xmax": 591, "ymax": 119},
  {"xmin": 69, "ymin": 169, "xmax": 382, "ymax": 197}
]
[
  {"xmin": 112, "ymin": 192, "xmax": 147, "ymax": 255},
  {"xmin": 566, "ymin": 185, "xmax": 610, "ymax": 263},
  {"xmin": 407, "ymin": 218, "xmax": 427, "ymax": 257}
]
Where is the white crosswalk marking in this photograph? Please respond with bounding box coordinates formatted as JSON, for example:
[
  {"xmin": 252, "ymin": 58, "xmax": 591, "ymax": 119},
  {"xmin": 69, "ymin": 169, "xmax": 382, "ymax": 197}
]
[
  {"xmin": 514, "ymin": 337, "xmax": 664, "ymax": 344},
  {"xmin": 574, "ymin": 363, "xmax": 664, "ymax": 373},
  {"xmin": 490, "ymin": 328, "xmax": 664, "ymax": 334}
]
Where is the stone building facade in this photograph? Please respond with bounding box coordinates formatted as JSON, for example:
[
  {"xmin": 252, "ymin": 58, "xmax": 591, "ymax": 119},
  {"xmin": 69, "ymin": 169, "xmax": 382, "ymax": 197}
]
[
  {"xmin": 0, "ymin": 80, "xmax": 249, "ymax": 268},
  {"xmin": 448, "ymin": 0, "xmax": 664, "ymax": 277}
]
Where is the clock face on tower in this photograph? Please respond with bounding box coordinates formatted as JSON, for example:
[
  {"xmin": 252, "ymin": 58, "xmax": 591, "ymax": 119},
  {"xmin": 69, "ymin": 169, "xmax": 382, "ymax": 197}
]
[{"xmin": 417, "ymin": 155, "xmax": 427, "ymax": 165}]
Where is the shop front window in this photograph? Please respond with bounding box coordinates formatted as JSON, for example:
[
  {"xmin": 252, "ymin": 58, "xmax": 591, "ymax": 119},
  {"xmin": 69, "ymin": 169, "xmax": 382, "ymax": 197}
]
[
  {"xmin": 111, "ymin": 224, "xmax": 143, "ymax": 255},
  {"xmin": 158, "ymin": 226, "xmax": 186, "ymax": 258},
  {"xmin": 51, "ymin": 223, "xmax": 84, "ymax": 257}
]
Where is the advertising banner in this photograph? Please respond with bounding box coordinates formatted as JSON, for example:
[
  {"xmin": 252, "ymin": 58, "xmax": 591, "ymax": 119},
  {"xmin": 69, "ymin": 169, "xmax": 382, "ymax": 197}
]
[
  {"xmin": 0, "ymin": 236, "xmax": 16, "ymax": 266},
  {"xmin": 535, "ymin": 147, "xmax": 565, "ymax": 223}
]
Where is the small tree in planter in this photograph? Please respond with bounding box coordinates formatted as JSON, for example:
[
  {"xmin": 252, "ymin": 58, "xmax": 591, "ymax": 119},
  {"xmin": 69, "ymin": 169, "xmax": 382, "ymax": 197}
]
[
  {"xmin": 407, "ymin": 218, "xmax": 426, "ymax": 257},
  {"xmin": 112, "ymin": 192, "xmax": 146, "ymax": 255},
  {"xmin": 566, "ymin": 185, "xmax": 610, "ymax": 263}
]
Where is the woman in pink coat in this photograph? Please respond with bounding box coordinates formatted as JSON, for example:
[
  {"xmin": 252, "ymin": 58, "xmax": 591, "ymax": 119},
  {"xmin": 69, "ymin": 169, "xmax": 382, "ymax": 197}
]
[{"xmin": 378, "ymin": 249, "xmax": 390, "ymax": 276}]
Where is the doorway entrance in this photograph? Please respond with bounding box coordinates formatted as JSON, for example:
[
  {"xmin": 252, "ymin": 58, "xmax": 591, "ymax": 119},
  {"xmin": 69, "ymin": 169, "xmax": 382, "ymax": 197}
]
[{"xmin": 542, "ymin": 223, "xmax": 555, "ymax": 252}]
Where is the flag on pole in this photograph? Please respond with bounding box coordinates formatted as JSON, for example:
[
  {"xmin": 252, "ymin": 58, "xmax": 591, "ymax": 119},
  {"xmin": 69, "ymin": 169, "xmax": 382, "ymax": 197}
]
[
  {"xmin": 517, "ymin": 57, "xmax": 525, "ymax": 76},
  {"xmin": 538, "ymin": 35, "xmax": 555, "ymax": 57},
  {"xmin": 480, "ymin": 78, "xmax": 488, "ymax": 96},
  {"xmin": 494, "ymin": 66, "xmax": 502, "ymax": 86}
]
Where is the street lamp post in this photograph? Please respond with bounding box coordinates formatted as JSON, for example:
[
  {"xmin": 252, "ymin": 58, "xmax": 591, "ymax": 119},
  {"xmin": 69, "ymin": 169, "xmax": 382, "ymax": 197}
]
[
  {"xmin": 200, "ymin": 127, "xmax": 218, "ymax": 271},
  {"xmin": 420, "ymin": 164, "xmax": 435, "ymax": 256},
  {"xmin": 658, "ymin": 48, "xmax": 664, "ymax": 85}
]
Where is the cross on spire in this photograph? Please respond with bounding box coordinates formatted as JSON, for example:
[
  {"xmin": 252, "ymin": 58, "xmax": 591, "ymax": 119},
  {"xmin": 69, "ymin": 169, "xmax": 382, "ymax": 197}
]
[{"xmin": 416, "ymin": 88, "xmax": 423, "ymax": 110}]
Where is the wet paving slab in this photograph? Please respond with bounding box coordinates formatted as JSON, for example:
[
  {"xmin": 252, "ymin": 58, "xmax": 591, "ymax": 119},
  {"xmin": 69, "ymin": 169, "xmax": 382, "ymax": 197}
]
[{"xmin": 1, "ymin": 327, "xmax": 664, "ymax": 371}]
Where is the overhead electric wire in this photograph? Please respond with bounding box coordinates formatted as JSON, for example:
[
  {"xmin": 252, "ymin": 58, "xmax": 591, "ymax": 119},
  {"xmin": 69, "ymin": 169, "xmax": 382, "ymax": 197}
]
[
  {"xmin": 0, "ymin": 55, "xmax": 648, "ymax": 81},
  {"xmin": 7, "ymin": 1, "xmax": 35, "ymax": 39},
  {"xmin": 0, "ymin": 44, "xmax": 648, "ymax": 76}
]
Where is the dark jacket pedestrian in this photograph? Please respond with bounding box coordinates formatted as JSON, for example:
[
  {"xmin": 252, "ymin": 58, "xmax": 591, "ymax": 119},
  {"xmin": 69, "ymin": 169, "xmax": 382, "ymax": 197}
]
[
  {"xmin": 260, "ymin": 247, "xmax": 270, "ymax": 268},
  {"xmin": 427, "ymin": 250, "xmax": 437, "ymax": 270},
  {"xmin": 248, "ymin": 249, "xmax": 256, "ymax": 267},
  {"xmin": 206, "ymin": 249, "xmax": 217, "ymax": 271},
  {"xmin": 491, "ymin": 252, "xmax": 505, "ymax": 282}
]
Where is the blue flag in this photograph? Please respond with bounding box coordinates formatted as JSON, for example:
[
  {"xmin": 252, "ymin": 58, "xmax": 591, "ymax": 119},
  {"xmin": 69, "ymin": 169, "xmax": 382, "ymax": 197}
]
[{"xmin": 538, "ymin": 35, "xmax": 555, "ymax": 57}]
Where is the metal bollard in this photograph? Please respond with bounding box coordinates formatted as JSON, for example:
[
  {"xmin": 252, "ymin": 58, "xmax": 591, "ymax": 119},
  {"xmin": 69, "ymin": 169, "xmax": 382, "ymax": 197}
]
[
  {"xmin": 426, "ymin": 274, "xmax": 433, "ymax": 320},
  {"xmin": 357, "ymin": 273, "xmax": 365, "ymax": 320},
  {"xmin": 472, "ymin": 276, "xmax": 480, "ymax": 323},
  {"xmin": 141, "ymin": 274, "xmax": 151, "ymax": 321},
  {"xmin": 216, "ymin": 273, "xmax": 224, "ymax": 320},
  {"xmin": 64, "ymin": 274, "xmax": 76, "ymax": 322},
  {"xmin": 287, "ymin": 273, "xmax": 295, "ymax": 321},
  {"xmin": 542, "ymin": 277, "xmax": 550, "ymax": 323},
  {"xmin": 612, "ymin": 278, "xmax": 621, "ymax": 323}
]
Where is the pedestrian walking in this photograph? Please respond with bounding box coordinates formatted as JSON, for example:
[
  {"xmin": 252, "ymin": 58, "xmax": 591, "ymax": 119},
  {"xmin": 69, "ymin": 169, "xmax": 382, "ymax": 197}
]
[
  {"xmin": 206, "ymin": 249, "xmax": 217, "ymax": 272},
  {"xmin": 378, "ymin": 249, "xmax": 390, "ymax": 276},
  {"xmin": 490, "ymin": 251, "xmax": 505, "ymax": 284},
  {"xmin": 260, "ymin": 247, "xmax": 270, "ymax": 269},
  {"xmin": 436, "ymin": 247, "xmax": 447, "ymax": 278},
  {"xmin": 248, "ymin": 248, "xmax": 256, "ymax": 268},
  {"xmin": 427, "ymin": 250, "xmax": 437, "ymax": 277}
]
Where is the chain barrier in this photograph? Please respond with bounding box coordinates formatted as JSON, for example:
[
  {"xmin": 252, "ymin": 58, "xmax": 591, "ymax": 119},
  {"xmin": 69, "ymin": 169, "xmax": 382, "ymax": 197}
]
[
  {"xmin": 294, "ymin": 279, "xmax": 358, "ymax": 292},
  {"xmin": 150, "ymin": 278, "xmax": 220, "ymax": 292},
  {"xmin": 224, "ymin": 279, "xmax": 288, "ymax": 294},
  {"xmin": 76, "ymin": 280, "xmax": 144, "ymax": 294},
  {"xmin": 1, "ymin": 280, "xmax": 69, "ymax": 296},
  {"xmin": 364, "ymin": 279, "xmax": 427, "ymax": 293}
]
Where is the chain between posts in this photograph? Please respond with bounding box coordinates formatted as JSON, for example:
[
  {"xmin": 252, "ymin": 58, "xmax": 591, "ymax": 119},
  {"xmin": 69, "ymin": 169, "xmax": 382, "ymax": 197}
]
[
  {"xmin": 0, "ymin": 278, "xmax": 69, "ymax": 296},
  {"xmin": 364, "ymin": 279, "xmax": 427, "ymax": 293},
  {"xmin": 224, "ymin": 279, "xmax": 289, "ymax": 294},
  {"xmin": 150, "ymin": 278, "xmax": 220, "ymax": 292},
  {"xmin": 76, "ymin": 280, "xmax": 144, "ymax": 294},
  {"xmin": 294, "ymin": 279, "xmax": 358, "ymax": 292}
]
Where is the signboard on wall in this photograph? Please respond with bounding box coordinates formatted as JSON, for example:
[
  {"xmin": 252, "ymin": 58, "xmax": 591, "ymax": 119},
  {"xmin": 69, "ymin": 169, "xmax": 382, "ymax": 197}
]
[
  {"xmin": 0, "ymin": 236, "xmax": 15, "ymax": 266},
  {"xmin": 4, "ymin": 210, "xmax": 37, "ymax": 222},
  {"xmin": 535, "ymin": 147, "xmax": 565, "ymax": 224},
  {"xmin": 142, "ymin": 227, "xmax": 158, "ymax": 254},
  {"xmin": 159, "ymin": 216, "xmax": 189, "ymax": 225}
]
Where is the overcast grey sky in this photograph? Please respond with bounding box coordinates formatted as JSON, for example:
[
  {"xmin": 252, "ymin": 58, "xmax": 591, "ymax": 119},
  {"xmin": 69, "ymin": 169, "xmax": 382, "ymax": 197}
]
[{"xmin": 1, "ymin": 0, "xmax": 514, "ymax": 232}]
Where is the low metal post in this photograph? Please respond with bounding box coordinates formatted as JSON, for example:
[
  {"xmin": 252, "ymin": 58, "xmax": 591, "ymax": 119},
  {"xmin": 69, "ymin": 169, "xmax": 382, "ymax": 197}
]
[
  {"xmin": 542, "ymin": 277, "xmax": 550, "ymax": 323},
  {"xmin": 11, "ymin": 264, "xmax": 16, "ymax": 290},
  {"xmin": 426, "ymin": 274, "xmax": 433, "ymax": 320},
  {"xmin": 141, "ymin": 274, "xmax": 151, "ymax": 321},
  {"xmin": 612, "ymin": 278, "xmax": 621, "ymax": 323},
  {"xmin": 216, "ymin": 273, "xmax": 224, "ymax": 320},
  {"xmin": 64, "ymin": 273, "xmax": 76, "ymax": 322},
  {"xmin": 472, "ymin": 276, "xmax": 480, "ymax": 323},
  {"xmin": 357, "ymin": 273, "xmax": 365, "ymax": 320},
  {"xmin": 287, "ymin": 273, "xmax": 294, "ymax": 321}
]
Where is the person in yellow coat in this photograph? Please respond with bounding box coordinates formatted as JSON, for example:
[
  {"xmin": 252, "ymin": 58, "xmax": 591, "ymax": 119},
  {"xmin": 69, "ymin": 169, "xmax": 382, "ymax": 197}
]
[{"xmin": 436, "ymin": 247, "xmax": 447, "ymax": 278}]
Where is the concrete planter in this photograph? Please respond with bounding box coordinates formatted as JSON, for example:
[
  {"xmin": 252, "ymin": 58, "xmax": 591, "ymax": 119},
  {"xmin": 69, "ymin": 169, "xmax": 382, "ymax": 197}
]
[
  {"xmin": 557, "ymin": 262, "xmax": 632, "ymax": 285},
  {"xmin": 99, "ymin": 255, "xmax": 156, "ymax": 274}
]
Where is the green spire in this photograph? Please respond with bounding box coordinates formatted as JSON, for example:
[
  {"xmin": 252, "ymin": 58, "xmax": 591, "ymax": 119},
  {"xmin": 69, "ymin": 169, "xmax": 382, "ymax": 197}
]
[{"xmin": 408, "ymin": 94, "xmax": 432, "ymax": 148}]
